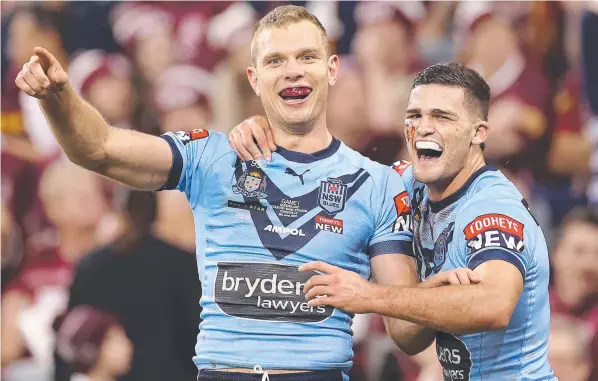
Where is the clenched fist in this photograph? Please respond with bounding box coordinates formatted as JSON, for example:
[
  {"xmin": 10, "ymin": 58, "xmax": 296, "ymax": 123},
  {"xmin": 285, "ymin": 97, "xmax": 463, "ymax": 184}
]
[{"xmin": 15, "ymin": 47, "xmax": 68, "ymax": 99}]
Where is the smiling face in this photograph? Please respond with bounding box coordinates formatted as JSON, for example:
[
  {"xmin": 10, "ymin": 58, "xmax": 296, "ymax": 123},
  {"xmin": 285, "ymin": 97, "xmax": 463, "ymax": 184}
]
[
  {"xmin": 247, "ymin": 20, "xmax": 339, "ymax": 130},
  {"xmin": 405, "ymin": 84, "xmax": 487, "ymax": 188}
]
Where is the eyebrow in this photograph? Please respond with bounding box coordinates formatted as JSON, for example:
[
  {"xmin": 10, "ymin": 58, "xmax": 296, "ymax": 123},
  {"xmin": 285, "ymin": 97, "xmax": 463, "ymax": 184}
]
[
  {"xmin": 296, "ymin": 48, "xmax": 320, "ymax": 57},
  {"xmin": 262, "ymin": 48, "xmax": 321, "ymax": 64},
  {"xmin": 405, "ymin": 108, "xmax": 459, "ymax": 118},
  {"xmin": 431, "ymin": 109, "xmax": 458, "ymax": 118},
  {"xmin": 262, "ymin": 52, "xmax": 280, "ymax": 65}
]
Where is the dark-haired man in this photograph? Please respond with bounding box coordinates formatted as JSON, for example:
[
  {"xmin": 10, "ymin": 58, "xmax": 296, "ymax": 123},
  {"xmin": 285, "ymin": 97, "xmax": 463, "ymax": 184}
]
[{"xmin": 231, "ymin": 62, "xmax": 557, "ymax": 380}]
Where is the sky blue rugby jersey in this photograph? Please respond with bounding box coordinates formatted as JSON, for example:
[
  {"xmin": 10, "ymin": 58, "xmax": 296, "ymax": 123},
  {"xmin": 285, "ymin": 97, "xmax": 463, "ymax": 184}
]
[
  {"xmin": 394, "ymin": 161, "xmax": 557, "ymax": 381},
  {"xmin": 160, "ymin": 129, "xmax": 413, "ymax": 377}
]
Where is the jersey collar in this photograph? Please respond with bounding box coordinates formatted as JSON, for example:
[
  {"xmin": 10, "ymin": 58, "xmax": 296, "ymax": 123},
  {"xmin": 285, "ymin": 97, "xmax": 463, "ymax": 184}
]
[
  {"xmin": 275, "ymin": 138, "xmax": 341, "ymax": 163},
  {"xmin": 429, "ymin": 165, "xmax": 498, "ymax": 213}
]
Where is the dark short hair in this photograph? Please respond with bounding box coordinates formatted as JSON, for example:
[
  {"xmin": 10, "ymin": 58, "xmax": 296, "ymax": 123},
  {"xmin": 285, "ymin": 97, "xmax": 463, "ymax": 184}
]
[{"xmin": 412, "ymin": 63, "xmax": 491, "ymax": 150}]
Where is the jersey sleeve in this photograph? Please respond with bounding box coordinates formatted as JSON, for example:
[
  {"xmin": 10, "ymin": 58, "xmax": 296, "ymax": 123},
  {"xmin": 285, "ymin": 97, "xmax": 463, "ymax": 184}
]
[
  {"xmin": 392, "ymin": 160, "xmax": 418, "ymax": 202},
  {"xmin": 368, "ymin": 168, "xmax": 414, "ymax": 258},
  {"xmin": 458, "ymin": 199, "xmax": 535, "ymax": 279},
  {"xmin": 160, "ymin": 129, "xmax": 229, "ymax": 203}
]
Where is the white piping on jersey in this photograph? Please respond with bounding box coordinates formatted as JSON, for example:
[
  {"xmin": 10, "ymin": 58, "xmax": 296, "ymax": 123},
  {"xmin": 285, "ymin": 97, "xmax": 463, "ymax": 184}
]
[
  {"xmin": 253, "ymin": 365, "xmax": 270, "ymax": 381},
  {"xmin": 467, "ymin": 246, "xmax": 527, "ymax": 275}
]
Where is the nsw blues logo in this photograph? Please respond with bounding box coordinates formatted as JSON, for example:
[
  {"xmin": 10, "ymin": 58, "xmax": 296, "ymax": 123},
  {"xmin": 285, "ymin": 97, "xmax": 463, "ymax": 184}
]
[
  {"xmin": 318, "ymin": 177, "xmax": 347, "ymax": 214},
  {"xmin": 233, "ymin": 169, "xmax": 268, "ymax": 199}
]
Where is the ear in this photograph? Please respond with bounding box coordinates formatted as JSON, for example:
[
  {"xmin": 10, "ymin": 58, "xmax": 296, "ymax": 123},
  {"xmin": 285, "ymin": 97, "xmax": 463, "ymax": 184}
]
[
  {"xmin": 247, "ymin": 66, "xmax": 260, "ymax": 96},
  {"xmin": 472, "ymin": 120, "xmax": 489, "ymax": 147},
  {"xmin": 328, "ymin": 55, "xmax": 340, "ymax": 86}
]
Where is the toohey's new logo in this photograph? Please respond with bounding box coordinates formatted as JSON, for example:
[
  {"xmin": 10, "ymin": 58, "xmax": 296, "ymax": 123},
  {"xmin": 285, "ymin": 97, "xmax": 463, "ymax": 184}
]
[{"xmin": 214, "ymin": 262, "xmax": 334, "ymax": 322}]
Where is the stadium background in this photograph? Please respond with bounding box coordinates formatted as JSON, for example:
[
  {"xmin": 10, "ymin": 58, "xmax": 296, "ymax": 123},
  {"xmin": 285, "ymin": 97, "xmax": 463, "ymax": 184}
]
[{"xmin": 1, "ymin": 1, "xmax": 597, "ymax": 381}]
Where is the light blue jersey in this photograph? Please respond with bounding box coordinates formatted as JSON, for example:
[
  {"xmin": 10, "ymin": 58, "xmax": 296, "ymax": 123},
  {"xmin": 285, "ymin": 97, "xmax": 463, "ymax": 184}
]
[
  {"xmin": 160, "ymin": 129, "xmax": 413, "ymax": 377},
  {"xmin": 394, "ymin": 161, "xmax": 557, "ymax": 381}
]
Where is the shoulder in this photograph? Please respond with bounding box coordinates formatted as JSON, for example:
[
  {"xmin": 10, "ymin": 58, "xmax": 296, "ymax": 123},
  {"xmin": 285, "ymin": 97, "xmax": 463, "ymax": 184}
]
[
  {"xmin": 390, "ymin": 160, "xmax": 424, "ymax": 198},
  {"xmin": 458, "ymin": 171, "xmax": 537, "ymax": 237},
  {"xmin": 337, "ymin": 143, "xmax": 397, "ymax": 182},
  {"xmin": 463, "ymin": 170, "xmax": 527, "ymax": 211},
  {"xmin": 162, "ymin": 129, "xmax": 232, "ymax": 152},
  {"xmin": 162, "ymin": 129, "xmax": 238, "ymax": 174}
]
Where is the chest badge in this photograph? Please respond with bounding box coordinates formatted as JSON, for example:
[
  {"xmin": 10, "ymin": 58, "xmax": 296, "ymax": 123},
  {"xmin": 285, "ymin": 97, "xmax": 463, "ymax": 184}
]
[
  {"xmin": 318, "ymin": 177, "xmax": 347, "ymax": 214},
  {"xmin": 233, "ymin": 169, "xmax": 268, "ymax": 199}
]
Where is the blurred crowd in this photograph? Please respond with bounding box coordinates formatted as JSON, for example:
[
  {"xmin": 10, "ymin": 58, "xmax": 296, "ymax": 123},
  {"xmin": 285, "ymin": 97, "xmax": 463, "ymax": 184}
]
[{"xmin": 1, "ymin": 1, "xmax": 597, "ymax": 381}]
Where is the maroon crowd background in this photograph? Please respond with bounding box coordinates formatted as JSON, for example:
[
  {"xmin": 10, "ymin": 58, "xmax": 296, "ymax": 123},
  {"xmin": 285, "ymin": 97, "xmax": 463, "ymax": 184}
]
[{"xmin": 1, "ymin": 2, "xmax": 597, "ymax": 381}]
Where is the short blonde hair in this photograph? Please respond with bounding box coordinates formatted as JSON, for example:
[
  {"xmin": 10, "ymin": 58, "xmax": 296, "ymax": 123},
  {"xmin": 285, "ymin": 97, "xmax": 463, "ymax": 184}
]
[{"xmin": 251, "ymin": 5, "xmax": 330, "ymax": 65}]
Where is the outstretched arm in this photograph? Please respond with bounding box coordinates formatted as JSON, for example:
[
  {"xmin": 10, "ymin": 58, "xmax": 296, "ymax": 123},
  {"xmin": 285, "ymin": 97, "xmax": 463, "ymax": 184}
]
[{"xmin": 15, "ymin": 47, "xmax": 172, "ymax": 190}]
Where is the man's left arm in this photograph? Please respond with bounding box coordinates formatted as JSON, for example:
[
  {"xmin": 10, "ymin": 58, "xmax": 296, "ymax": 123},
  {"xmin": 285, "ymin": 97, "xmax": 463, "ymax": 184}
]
[
  {"xmin": 304, "ymin": 255, "xmax": 523, "ymax": 336},
  {"xmin": 385, "ymin": 201, "xmax": 530, "ymax": 335},
  {"xmin": 368, "ymin": 259, "xmax": 523, "ymax": 335},
  {"xmin": 309, "ymin": 198, "xmax": 531, "ymax": 335},
  {"xmin": 369, "ymin": 254, "xmax": 480, "ymax": 354}
]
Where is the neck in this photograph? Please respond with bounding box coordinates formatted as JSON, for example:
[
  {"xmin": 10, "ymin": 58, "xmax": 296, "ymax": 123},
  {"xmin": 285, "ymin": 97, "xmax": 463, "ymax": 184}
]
[
  {"xmin": 428, "ymin": 153, "xmax": 486, "ymax": 202},
  {"xmin": 59, "ymin": 227, "xmax": 97, "ymax": 263},
  {"xmin": 269, "ymin": 113, "xmax": 333, "ymax": 154}
]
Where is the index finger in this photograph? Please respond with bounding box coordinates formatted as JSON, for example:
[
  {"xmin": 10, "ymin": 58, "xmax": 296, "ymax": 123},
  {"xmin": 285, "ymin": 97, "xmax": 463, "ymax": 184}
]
[
  {"xmin": 230, "ymin": 131, "xmax": 253, "ymax": 161},
  {"xmin": 299, "ymin": 261, "xmax": 341, "ymax": 274},
  {"xmin": 251, "ymin": 123, "xmax": 272, "ymax": 161},
  {"xmin": 467, "ymin": 270, "xmax": 481, "ymax": 283},
  {"xmin": 238, "ymin": 126, "xmax": 264, "ymax": 161},
  {"xmin": 265, "ymin": 124, "xmax": 277, "ymax": 152},
  {"xmin": 303, "ymin": 274, "xmax": 331, "ymax": 294},
  {"xmin": 33, "ymin": 46, "xmax": 55, "ymax": 71}
]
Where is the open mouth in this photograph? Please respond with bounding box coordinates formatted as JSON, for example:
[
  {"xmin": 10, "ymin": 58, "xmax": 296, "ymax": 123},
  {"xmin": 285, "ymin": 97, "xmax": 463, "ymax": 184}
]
[
  {"xmin": 279, "ymin": 87, "xmax": 312, "ymax": 103},
  {"xmin": 415, "ymin": 141, "xmax": 443, "ymax": 160}
]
